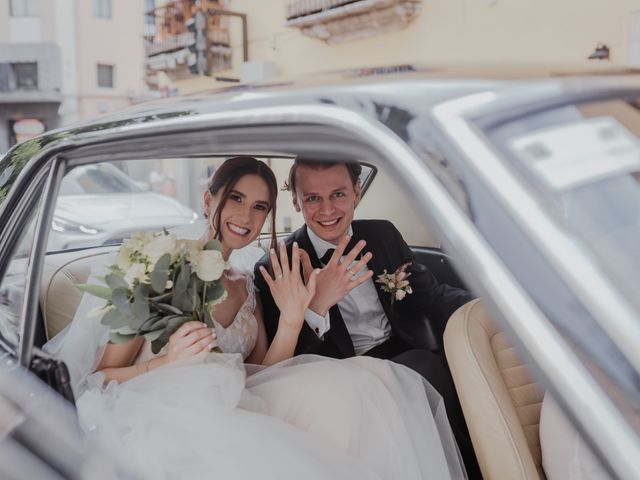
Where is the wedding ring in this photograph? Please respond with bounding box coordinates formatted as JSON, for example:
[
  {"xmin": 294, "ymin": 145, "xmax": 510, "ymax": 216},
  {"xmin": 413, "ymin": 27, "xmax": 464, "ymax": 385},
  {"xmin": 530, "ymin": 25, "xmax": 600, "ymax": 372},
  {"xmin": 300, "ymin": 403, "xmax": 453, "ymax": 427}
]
[
  {"xmin": 346, "ymin": 268, "xmax": 355, "ymax": 276},
  {"xmin": 275, "ymin": 273, "xmax": 283, "ymax": 279}
]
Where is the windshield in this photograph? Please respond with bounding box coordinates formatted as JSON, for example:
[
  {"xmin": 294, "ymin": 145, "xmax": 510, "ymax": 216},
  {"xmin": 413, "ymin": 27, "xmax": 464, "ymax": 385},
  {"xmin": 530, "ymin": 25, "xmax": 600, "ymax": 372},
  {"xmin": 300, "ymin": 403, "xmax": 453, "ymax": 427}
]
[{"xmin": 486, "ymin": 98, "xmax": 640, "ymax": 312}]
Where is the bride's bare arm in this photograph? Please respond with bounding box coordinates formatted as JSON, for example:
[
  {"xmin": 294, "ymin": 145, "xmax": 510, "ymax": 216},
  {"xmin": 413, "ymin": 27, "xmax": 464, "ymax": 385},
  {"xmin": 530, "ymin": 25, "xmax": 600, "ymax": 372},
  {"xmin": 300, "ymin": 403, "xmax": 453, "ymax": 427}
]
[
  {"xmin": 257, "ymin": 242, "xmax": 318, "ymax": 366},
  {"xmin": 95, "ymin": 322, "xmax": 216, "ymax": 384}
]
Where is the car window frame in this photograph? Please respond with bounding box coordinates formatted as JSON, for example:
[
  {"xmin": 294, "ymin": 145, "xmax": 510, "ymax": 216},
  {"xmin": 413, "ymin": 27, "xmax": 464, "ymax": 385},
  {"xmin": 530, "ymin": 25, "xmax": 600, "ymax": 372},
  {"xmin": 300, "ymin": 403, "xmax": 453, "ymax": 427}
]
[
  {"xmin": 431, "ymin": 86, "xmax": 640, "ymax": 479},
  {"xmin": 7, "ymin": 101, "xmax": 639, "ymax": 478}
]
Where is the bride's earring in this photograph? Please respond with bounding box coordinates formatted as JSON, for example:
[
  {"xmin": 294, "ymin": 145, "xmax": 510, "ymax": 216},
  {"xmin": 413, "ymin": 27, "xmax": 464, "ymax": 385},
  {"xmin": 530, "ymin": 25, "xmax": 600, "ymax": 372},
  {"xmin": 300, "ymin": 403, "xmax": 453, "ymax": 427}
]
[{"xmin": 257, "ymin": 235, "xmax": 263, "ymax": 249}]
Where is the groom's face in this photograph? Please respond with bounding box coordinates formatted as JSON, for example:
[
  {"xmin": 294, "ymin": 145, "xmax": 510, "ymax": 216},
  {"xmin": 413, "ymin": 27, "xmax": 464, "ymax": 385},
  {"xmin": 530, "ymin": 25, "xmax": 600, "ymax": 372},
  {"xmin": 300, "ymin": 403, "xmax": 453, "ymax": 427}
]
[{"xmin": 293, "ymin": 164, "xmax": 361, "ymax": 245}]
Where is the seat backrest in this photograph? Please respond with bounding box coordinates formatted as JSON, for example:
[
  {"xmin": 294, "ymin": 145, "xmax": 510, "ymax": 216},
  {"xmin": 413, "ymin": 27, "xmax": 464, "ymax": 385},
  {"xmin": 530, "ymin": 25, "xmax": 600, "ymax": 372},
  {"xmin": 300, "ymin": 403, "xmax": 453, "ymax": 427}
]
[
  {"xmin": 39, "ymin": 248, "xmax": 114, "ymax": 340},
  {"xmin": 444, "ymin": 299, "xmax": 546, "ymax": 480}
]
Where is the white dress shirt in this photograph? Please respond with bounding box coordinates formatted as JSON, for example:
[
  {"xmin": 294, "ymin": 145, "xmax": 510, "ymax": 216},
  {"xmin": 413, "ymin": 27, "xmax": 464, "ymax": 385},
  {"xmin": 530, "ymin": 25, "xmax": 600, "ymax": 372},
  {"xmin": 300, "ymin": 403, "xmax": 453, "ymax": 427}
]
[{"xmin": 304, "ymin": 226, "xmax": 392, "ymax": 355}]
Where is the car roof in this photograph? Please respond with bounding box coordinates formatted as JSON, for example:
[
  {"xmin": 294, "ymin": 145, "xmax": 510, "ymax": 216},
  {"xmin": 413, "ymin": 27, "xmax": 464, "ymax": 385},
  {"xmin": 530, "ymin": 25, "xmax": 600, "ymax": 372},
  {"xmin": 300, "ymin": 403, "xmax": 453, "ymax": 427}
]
[{"xmin": 55, "ymin": 62, "xmax": 640, "ymax": 134}]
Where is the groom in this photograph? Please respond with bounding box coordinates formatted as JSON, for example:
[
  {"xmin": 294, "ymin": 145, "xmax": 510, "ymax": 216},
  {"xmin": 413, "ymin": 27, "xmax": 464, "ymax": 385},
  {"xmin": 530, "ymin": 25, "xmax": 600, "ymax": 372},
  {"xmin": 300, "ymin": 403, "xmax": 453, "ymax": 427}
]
[{"xmin": 254, "ymin": 158, "xmax": 480, "ymax": 478}]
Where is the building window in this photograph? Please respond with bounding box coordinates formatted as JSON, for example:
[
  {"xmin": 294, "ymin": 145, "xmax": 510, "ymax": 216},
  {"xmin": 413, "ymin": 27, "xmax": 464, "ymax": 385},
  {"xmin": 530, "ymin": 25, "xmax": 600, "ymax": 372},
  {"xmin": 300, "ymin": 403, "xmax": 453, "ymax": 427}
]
[
  {"xmin": 9, "ymin": 0, "xmax": 39, "ymax": 17},
  {"xmin": 92, "ymin": 0, "xmax": 112, "ymax": 19},
  {"xmin": 97, "ymin": 64, "xmax": 114, "ymax": 88},
  {"xmin": 11, "ymin": 63, "xmax": 38, "ymax": 90}
]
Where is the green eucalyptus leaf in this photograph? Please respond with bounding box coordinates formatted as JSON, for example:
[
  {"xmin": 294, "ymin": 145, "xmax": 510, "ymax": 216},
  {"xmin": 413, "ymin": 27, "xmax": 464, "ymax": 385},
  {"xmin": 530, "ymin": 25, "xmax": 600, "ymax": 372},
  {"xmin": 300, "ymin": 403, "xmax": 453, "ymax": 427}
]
[
  {"xmin": 139, "ymin": 315, "xmax": 162, "ymax": 332},
  {"xmin": 151, "ymin": 330, "xmax": 171, "ymax": 354},
  {"xmin": 111, "ymin": 288, "xmax": 131, "ymax": 315},
  {"xmin": 172, "ymin": 264, "xmax": 190, "ymax": 309},
  {"xmin": 151, "ymin": 253, "xmax": 172, "ymax": 293},
  {"xmin": 109, "ymin": 332, "xmax": 136, "ymax": 344},
  {"xmin": 100, "ymin": 308, "xmax": 126, "ymax": 327},
  {"xmin": 206, "ymin": 281, "xmax": 226, "ymax": 303},
  {"xmin": 131, "ymin": 283, "xmax": 150, "ymax": 321},
  {"xmin": 105, "ymin": 273, "xmax": 128, "ymax": 291},
  {"xmin": 148, "ymin": 317, "xmax": 169, "ymax": 331},
  {"xmin": 150, "ymin": 302, "xmax": 183, "ymax": 315},
  {"xmin": 150, "ymin": 292, "xmax": 172, "ymax": 303},
  {"xmin": 142, "ymin": 329, "xmax": 165, "ymax": 343},
  {"xmin": 75, "ymin": 284, "xmax": 112, "ymax": 301}
]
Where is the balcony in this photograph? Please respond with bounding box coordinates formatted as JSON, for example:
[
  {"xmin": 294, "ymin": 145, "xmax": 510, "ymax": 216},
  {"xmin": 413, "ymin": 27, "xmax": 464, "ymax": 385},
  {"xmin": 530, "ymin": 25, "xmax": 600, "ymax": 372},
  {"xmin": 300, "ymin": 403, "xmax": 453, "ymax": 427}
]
[
  {"xmin": 144, "ymin": 0, "xmax": 232, "ymax": 80},
  {"xmin": 285, "ymin": 0, "xmax": 422, "ymax": 43}
]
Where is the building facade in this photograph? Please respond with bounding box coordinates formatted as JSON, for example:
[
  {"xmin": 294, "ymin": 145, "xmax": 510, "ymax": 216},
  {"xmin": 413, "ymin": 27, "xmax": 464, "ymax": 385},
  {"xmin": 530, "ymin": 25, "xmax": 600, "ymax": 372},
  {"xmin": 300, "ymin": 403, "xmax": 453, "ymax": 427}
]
[
  {"xmin": 150, "ymin": 0, "xmax": 640, "ymax": 94},
  {"xmin": 0, "ymin": 0, "xmax": 145, "ymax": 153}
]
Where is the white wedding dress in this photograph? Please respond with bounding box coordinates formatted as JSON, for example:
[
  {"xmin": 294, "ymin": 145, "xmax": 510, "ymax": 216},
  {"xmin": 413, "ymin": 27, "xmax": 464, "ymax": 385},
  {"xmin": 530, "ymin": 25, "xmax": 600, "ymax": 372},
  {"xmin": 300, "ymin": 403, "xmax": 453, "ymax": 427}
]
[{"xmin": 45, "ymin": 257, "xmax": 466, "ymax": 480}]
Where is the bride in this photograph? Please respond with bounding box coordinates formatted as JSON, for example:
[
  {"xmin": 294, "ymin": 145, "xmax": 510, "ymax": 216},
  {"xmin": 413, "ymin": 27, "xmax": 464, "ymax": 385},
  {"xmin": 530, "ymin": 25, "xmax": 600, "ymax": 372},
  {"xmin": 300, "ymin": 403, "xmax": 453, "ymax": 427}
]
[{"xmin": 46, "ymin": 156, "xmax": 467, "ymax": 479}]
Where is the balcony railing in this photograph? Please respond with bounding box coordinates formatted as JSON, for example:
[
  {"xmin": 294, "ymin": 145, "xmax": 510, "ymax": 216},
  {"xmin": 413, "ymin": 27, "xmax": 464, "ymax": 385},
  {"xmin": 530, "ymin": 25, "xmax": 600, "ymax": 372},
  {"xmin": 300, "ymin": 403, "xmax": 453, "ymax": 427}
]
[
  {"xmin": 144, "ymin": 1, "xmax": 230, "ymax": 60},
  {"xmin": 285, "ymin": 0, "xmax": 361, "ymax": 20},
  {"xmin": 285, "ymin": 0, "xmax": 422, "ymax": 43}
]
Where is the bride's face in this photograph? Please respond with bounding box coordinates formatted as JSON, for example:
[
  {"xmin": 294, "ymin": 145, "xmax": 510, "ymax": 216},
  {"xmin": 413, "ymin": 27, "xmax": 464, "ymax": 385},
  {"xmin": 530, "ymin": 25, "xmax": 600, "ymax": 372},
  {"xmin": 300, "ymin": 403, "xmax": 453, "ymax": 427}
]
[{"xmin": 206, "ymin": 174, "xmax": 271, "ymax": 253}]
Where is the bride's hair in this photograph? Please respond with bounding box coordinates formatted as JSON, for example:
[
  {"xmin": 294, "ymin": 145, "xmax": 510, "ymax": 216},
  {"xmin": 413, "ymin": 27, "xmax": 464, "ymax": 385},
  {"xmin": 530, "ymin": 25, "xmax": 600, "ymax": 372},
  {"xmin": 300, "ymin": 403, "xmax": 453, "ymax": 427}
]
[{"xmin": 207, "ymin": 156, "xmax": 278, "ymax": 250}]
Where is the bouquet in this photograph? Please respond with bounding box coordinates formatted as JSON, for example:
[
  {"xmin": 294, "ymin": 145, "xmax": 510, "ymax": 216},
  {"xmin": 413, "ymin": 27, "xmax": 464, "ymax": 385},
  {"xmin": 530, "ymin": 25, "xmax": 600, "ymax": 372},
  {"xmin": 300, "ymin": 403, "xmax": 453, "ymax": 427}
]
[{"xmin": 78, "ymin": 230, "xmax": 228, "ymax": 354}]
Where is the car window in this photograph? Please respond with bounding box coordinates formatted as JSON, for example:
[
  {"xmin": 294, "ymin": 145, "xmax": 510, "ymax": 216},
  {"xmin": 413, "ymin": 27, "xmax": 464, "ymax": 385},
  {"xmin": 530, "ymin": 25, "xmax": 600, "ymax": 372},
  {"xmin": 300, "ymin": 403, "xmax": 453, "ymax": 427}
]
[
  {"xmin": 0, "ymin": 213, "xmax": 37, "ymax": 347},
  {"xmin": 49, "ymin": 157, "xmax": 416, "ymax": 253},
  {"xmin": 483, "ymin": 97, "xmax": 640, "ymax": 425},
  {"xmin": 486, "ymin": 98, "xmax": 640, "ymax": 313},
  {"xmin": 58, "ymin": 164, "xmax": 143, "ymax": 195}
]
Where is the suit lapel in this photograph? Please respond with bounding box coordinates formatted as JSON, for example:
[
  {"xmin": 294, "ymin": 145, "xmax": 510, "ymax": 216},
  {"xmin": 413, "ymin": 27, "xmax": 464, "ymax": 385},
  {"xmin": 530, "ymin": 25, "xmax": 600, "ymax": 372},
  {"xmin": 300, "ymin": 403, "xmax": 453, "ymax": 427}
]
[
  {"xmin": 352, "ymin": 222, "xmax": 396, "ymax": 324},
  {"xmin": 297, "ymin": 226, "xmax": 355, "ymax": 358}
]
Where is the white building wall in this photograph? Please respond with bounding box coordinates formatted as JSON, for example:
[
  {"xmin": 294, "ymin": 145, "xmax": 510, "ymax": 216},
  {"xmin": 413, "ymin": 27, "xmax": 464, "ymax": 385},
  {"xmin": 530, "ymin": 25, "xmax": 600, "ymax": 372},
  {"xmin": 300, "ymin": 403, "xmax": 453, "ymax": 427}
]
[
  {"xmin": 74, "ymin": 0, "xmax": 146, "ymax": 119},
  {"xmin": 221, "ymin": 0, "xmax": 640, "ymax": 78}
]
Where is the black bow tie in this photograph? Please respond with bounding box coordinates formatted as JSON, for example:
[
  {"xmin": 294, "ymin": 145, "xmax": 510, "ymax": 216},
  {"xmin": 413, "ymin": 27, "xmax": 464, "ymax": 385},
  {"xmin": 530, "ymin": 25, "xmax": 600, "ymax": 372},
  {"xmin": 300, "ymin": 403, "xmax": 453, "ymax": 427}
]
[
  {"xmin": 319, "ymin": 238, "xmax": 362, "ymax": 265},
  {"xmin": 320, "ymin": 248, "xmax": 336, "ymax": 265}
]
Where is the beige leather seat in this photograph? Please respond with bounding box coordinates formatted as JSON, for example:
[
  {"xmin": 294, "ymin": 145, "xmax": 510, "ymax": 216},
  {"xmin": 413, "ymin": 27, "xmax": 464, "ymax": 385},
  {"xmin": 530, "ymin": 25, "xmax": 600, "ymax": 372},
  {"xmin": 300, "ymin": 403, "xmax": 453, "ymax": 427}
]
[
  {"xmin": 39, "ymin": 248, "xmax": 114, "ymax": 340},
  {"xmin": 444, "ymin": 299, "xmax": 546, "ymax": 480}
]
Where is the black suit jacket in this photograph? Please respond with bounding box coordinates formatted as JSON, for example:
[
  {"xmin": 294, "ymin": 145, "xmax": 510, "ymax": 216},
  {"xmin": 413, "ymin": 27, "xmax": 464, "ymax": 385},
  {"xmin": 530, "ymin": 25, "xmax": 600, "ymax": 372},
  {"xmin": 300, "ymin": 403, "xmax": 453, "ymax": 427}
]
[{"xmin": 253, "ymin": 219, "xmax": 473, "ymax": 358}]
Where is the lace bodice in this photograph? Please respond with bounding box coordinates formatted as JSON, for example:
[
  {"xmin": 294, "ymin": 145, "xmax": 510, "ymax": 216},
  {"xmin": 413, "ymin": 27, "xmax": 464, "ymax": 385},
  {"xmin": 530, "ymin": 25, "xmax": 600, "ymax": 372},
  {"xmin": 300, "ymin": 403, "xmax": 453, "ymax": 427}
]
[
  {"xmin": 135, "ymin": 275, "xmax": 259, "ymax": 363},
  {"xmin": 211, "ymin": 276, "xmax": 258, "ymax": 359}
]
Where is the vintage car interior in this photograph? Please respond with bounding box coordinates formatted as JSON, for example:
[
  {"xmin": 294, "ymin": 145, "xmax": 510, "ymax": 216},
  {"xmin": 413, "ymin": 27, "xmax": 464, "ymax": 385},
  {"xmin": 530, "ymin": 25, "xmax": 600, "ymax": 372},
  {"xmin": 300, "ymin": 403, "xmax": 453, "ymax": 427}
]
[{"xmin": 26, "ymin": 151, "xmax": 546, "ymax": 480}]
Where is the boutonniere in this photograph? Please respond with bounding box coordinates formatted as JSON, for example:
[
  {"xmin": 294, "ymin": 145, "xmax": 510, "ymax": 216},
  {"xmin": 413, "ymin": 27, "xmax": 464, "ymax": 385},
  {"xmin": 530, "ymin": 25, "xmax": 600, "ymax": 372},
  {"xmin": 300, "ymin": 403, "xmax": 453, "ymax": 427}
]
[{"xmin": 375, "ymin": 262, "xmax": 413, "ymax": 304}]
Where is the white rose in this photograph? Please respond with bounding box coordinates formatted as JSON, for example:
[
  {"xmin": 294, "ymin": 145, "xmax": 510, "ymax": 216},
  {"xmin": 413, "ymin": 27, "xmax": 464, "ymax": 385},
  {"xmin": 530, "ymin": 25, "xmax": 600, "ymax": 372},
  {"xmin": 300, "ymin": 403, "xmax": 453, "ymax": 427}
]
[
  {"xmin": 142, "ymin": 233, "xmax": 178, "ymax": 267},
  {"xmin": 395, "ymin": 289, "xmax": 407, "ymax": 301},
  {"xmin": 124, "ymin": 263, "xmax": 148, "ymax": 288},
  {"xmin": 128, "ymin": 231, "xmax": 154, "ymax": 251},
  {"xmin": 180, "ymin": 239, "xmax": 203, "ymax": 263},
  {"xmin": 115, "ymin": 245, "xmax": 133, "ymax": 271},
  {"xmin": 194, "ymin": 249, "xmax": 226, "ymax": 281}
]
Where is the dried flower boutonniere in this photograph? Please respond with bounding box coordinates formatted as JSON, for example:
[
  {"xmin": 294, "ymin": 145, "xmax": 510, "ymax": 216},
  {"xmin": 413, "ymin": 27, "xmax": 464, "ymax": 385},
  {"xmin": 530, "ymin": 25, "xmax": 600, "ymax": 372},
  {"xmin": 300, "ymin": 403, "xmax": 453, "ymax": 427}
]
[{"xmin": 375, "ymin": 262, "xmax": 413, "ymax": 304}]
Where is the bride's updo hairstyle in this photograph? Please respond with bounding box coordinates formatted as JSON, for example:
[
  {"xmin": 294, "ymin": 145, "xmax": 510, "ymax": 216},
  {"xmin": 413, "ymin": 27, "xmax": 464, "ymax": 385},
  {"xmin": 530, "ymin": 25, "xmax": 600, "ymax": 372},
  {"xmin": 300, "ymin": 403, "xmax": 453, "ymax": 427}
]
[{"xmin": 207, "ymin": 156, "xmax": 278, "ymax": 250}]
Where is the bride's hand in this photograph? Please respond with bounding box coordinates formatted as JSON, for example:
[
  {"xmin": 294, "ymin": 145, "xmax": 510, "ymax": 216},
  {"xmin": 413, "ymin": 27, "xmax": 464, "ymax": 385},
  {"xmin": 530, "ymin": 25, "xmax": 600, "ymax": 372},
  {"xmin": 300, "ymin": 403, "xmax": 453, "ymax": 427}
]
[
  {"xmin": 164, "ymin": 321, "xmax": 216, "ymax": 363},
  {"xmin": 259, "ymin": 242, "xmax": 319, "ymax": 331}
]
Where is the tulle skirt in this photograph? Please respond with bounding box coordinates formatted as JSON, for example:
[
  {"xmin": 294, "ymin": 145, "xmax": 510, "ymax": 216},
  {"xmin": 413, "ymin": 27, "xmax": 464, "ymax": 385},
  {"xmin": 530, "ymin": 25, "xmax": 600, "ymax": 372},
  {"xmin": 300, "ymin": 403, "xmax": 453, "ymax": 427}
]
[{"xmin": 77, "ymin": 353, "xmax": 466, "ymax": 480}]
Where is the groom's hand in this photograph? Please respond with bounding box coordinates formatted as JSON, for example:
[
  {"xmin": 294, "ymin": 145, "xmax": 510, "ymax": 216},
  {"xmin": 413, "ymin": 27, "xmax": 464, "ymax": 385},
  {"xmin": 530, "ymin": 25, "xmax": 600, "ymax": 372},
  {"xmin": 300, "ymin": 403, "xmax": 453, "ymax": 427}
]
[{"xmin": 303, "ymin": 235, "xmax": 373, "ymax": 316}]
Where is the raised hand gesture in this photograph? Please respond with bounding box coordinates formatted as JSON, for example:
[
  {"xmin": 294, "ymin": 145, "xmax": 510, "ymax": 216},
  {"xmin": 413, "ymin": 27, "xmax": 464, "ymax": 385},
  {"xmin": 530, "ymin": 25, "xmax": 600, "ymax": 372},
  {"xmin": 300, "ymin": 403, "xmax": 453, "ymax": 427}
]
[
  {"xmin": 300, "ymin": 235, "xmax": 373, "ymax": 316},
  {"xmin": 259, "ymin": 241, "xmax": 318, "ymax": 332}
]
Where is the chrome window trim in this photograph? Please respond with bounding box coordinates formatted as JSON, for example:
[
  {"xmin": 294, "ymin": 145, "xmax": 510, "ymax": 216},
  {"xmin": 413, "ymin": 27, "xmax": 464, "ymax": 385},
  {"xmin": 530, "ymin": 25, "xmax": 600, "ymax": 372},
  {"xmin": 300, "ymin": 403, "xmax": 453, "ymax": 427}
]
[
  {"xmin": 5, "ymin": 103, "xmax": 637, "ymax": 476},
  {"xmin": 433, "ymin": 92, "xmax": 640, "ymax": 478},
  {"xmin": 18, "ymin": 156, "xmax": 65, "ymax": 367}
]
